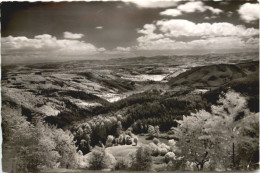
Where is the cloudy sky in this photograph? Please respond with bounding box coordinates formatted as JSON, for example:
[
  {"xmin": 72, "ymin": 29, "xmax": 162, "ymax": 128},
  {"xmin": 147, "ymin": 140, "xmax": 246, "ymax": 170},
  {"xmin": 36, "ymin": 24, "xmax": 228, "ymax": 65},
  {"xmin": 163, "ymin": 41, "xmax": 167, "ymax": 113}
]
[{"xmin": 1, "ymin": 0, "xmax": 259, "ymax": 64}]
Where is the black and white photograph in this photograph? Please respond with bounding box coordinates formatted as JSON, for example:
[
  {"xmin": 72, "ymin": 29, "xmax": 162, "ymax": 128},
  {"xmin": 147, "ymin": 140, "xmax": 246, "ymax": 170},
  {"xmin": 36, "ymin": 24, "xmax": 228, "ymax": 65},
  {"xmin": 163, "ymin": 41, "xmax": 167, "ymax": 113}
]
[{"xmin": 1, "ymin": 0, "xmax": 259, "ymax": 172}]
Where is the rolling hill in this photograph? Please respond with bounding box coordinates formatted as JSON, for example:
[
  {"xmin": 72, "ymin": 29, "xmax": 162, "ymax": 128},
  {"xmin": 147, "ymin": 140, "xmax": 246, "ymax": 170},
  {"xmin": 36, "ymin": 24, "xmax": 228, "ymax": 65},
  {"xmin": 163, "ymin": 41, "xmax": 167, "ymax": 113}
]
[{"xmin": 168, "ymin": 61, "xmax": 259, "ymax": 89}]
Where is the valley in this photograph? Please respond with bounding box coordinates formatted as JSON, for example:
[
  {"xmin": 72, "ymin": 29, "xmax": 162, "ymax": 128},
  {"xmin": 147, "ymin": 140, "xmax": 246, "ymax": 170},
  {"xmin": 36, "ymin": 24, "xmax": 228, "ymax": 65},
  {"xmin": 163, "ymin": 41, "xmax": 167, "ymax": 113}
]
[
  {"xmin": 2, "ymin": 52, "xmax": 259, "ymax": 172},
  {"xmin": 2, "ymin": 52, "xmax": 258, "ymax": 121}
]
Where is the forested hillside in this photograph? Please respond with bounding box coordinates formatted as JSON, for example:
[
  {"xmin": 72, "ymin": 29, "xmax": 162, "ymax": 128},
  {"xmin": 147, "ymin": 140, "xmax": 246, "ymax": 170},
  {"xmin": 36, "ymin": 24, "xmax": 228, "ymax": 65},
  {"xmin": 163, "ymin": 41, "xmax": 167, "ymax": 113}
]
[{"xmin": 2, "ymin": 58, "xmax": 259, "ymax": 172}]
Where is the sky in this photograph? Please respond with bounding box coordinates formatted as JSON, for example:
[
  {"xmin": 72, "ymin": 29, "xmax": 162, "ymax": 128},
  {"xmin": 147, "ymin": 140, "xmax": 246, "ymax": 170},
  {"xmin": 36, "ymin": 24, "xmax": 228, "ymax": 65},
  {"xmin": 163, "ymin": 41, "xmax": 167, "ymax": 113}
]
[{"xmin": 1, "ymin": 0, "xmax": 259, "ymax": 64}]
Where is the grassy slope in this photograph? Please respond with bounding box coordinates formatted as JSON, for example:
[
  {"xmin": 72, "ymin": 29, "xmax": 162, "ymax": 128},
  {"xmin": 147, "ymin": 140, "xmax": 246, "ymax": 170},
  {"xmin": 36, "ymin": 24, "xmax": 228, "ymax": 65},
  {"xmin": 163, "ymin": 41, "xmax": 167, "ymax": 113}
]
[
  {"xmin": 106, "ymin": 145, "xmax": 139, "ymax": 160},
  {"xmin": 168, "ymin": 61, "xmax": 259, "ymax": 89}
]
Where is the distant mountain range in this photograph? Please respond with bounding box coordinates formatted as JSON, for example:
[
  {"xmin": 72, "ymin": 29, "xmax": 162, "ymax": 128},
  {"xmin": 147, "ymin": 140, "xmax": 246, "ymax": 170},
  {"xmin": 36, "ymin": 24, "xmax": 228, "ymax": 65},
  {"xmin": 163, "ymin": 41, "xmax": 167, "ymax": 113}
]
[{"xmin": 2, "ymin": 51, "xmax": 258, "ymax": 66}]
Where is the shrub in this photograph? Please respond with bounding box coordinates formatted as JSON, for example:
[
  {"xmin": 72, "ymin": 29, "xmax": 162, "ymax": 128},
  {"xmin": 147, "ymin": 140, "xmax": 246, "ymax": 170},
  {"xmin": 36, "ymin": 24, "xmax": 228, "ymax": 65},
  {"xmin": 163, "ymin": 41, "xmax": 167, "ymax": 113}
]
[
  {"xmin": 130, "ymin": 145, "xmax": 152, "ymax": 171},
  {"xmin": 104, "ymin": 153, "xmax": 117, "ymax": 170},
  {"xmin": 167, "ymin": 159, "xmax": 186, "ymax": 171},
  {"xmin": 118, "ymin": 134, "xmax": 125, "ymax": 145},
  {"xmin": 88, "ymin": 147, "xmax": 107, "ymax": 170},
  {"xmin": 158, "ymin": 143, "xmax": 170, "ymax": 151},
  {"xmin": 105, "ymin": 135, "xmax": 114, "ymax": 147},
  {"xmin": 158, "ymin": 143, "xmax": 170, "ymax": 156},
  {"xmin": 168, "ymin": 139, "xmax": 177, "ymax": 152},
  {"xmin": 153, "ymin": 138, "xmax": 160, "ymax": 145},
  {"xmin": 148, "ymin": 125, "xmax": 155, "ymax": 137},
  {"xmin": 79, "ymin": 134, "xmax": 92, "ymax": 154},
  {"xmin": 117, "ymin": 114, "xmax": 123, "ymax": 121},
  {"xmin": 125, "ymin": 135, "xmax": 132, "ymax": 145},
  {"xmin": 132, "ymin": 121, "xmax": 142, "ymax": 134},
  {"xmin": 154, "ymin": 125, "xmax": 160, "ymax": 137},
  {"xmin": 185, "ymin": 161, "xmax": 197, "ymax": 171},
  {"xmin": 114, "ymin": 138, "xmax": 119, "ymax": 146},
  {"xmin": 115, "ymin": 158, "xmax": 128, "ymax": 170},
  {"xmin": 116, "ymin": 121, "xmax": 122, "ymax": 137},
  {"xmin": 127, "ymin": 127, "xmax": 133, "ymax": 132},
  {"xmin": 88, "ymin": 148, "xmax": 116, "ymax": 170},
  {"xmin": 54, "ymin": 129, "xmax": 80, "ymax": 168},
  {"xmin": 165, "ymin": 152, "xmax": 176, "ymax": 163},
  {"xmin": 126, "ymin": 130, "xmax": 133, "ymax": 137},
  {"xmin": 149, "ymin": 142, "xmax": 159, "ymax": 156},
  {"xmin": 133, "ymin": 137, "xmax": 138, "ymax": 146},
  {"xmin": 159, "ymin": 148, "xmax": 168, "ymax": 156}
]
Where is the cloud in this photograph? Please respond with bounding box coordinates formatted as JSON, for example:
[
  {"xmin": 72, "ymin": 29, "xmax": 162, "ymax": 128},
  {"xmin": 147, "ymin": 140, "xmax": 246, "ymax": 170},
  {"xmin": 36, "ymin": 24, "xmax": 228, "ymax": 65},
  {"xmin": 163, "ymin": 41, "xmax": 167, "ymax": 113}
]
[
  {"xmin": 156, "ymin": 19, "xmax": 258, "ymax": 37},
  {"xmin": 2, "ymin": 33, "xmax": 135, "ymax": 63},
  {"xmin": 137, "ymin": 24, "xmax": 164, "ymax": 43},
  {"xmin": 35, "ymin": 34, "xmax": 53, "ymax": 39},
  {"xmin": 2, "ymin": 34, "xmax": 104, "ymax": 55},
  {"xmin": 96, "ymin": 26, "xmax": 103, "ymax": 29},
  {"xmin": 127, "ymin": 1, "xmax": 178, "ymax": 8},
  {"xmin": 177, "ymin": 1, "xmax": 222, "ymax": 14},
  {"xmin": 116, "ymin": 46, "xmax": 131, "ymax": 52},
  {"xmin": 136, "ymin": 19, "xmax": 259, "ymax": 51},
  {"xmin": 205, "ymin": 6, "xmax": 223, "ymax": 14},
  {"xmin": 160, "ymin": 1, "xmax": 223, "ymax": 17},
  {"xmin": 204, "ymin": 16, "xmax": 218, "ymax": 20},
  {"xmin": 104, "ymin": 46, "xmax": 131, "ymax": 55},
  {"xmin": 63, "ymin": 31, "xmax": 84, "ymax": 39},
  {"xmin": 160, "ymin": 9, "xmax": 182, "ymax": 17},
  {"xmin": 238, "ymin": 3, "xmax": 259, "ymax": 23},
  {"xmin": 177, "ymin": 1, "xmax": 206, "ymax": 13},
  {"xmin": 137, "ymin": 36, "xmax": 259, "ymax": 51}
]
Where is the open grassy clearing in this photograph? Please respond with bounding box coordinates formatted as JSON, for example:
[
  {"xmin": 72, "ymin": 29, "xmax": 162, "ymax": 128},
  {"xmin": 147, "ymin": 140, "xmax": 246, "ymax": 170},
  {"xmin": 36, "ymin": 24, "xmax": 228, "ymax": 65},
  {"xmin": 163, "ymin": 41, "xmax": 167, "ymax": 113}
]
[{"xmin": 106, "ymin": 145, "xmax": 139, "ymax": 160}]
